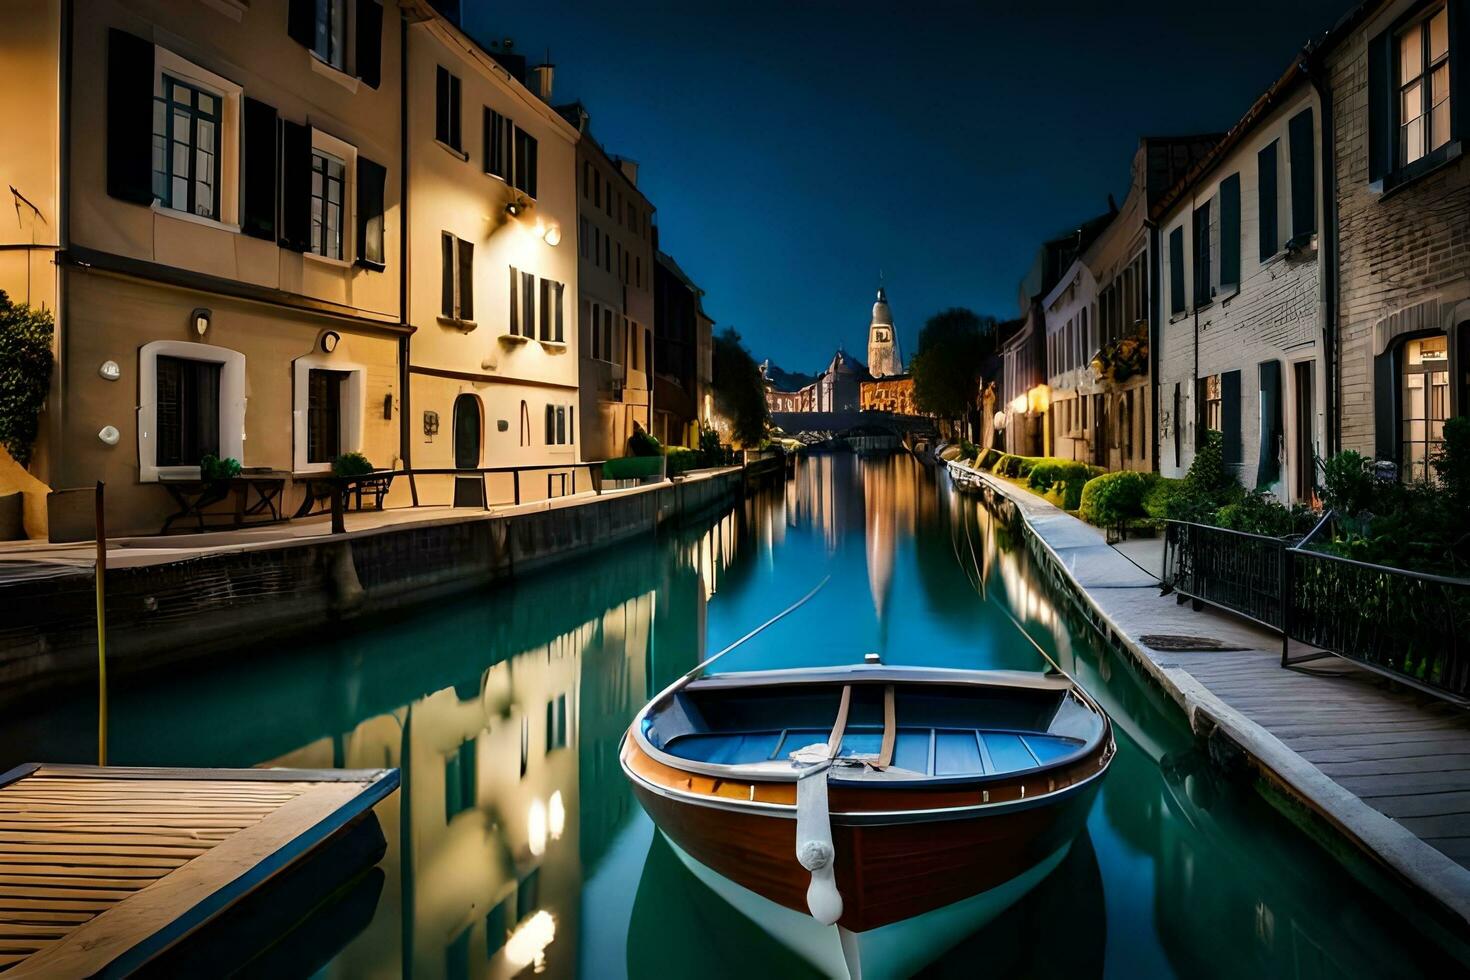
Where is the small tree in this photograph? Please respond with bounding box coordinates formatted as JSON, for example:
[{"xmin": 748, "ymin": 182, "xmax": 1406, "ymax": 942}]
[
  {"xmin": 0, "ymin": 291, "xmax": 55, "ymax": 468},
  {"xmin": 711, "ymin": 327, "xmax": 769, "ymax": 446},
  {"xmin": 910, "ymin": 308, "xmax": 996, "ymax": 420}
]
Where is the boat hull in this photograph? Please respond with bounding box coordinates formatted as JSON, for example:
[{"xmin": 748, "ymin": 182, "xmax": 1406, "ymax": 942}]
[{"xmin": 627, "ymin": 759, "xmax": 1101, "ymax": 932}]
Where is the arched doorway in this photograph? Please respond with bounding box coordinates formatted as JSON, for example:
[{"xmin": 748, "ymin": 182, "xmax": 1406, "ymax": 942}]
[{"xmin": 453, "ymin": 393, "xmax": 483, "ymax": 507}]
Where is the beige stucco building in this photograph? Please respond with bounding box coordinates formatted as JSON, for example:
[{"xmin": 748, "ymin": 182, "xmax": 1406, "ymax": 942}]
[
  {"xmin": 401, "ymin": 6, "xmax": 581, "ymax": 507},
  {"xmin": 4, "ymin": 0, "xmax": 406, "ymax": 536}
]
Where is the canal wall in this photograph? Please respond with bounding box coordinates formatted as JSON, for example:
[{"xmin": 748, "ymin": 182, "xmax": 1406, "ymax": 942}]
[
  {"xmin": 0, "ymin": 463, "xmax": 775, "ymax": 703},
  {"xmin": 953, "ymin": 462, "xmax": 1470, "ymax": 944}
]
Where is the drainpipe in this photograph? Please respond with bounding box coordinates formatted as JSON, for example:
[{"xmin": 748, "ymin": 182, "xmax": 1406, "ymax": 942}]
[
  {"xmin": 1305, "ymin": 55, "xmax": 1339, "ymax": 457},
  {"xmin": 53, "ymin": 0, "xmax": 73, "ymax": 490},
  {"xmin": 398, "ymin": 15, "xmax": 412, "ymax": 471}
]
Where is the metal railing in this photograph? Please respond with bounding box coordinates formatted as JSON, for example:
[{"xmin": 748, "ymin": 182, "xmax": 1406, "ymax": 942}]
[{"xmin": 1162, "ymin": 520, "xmax": 1293, "ymax": 631}]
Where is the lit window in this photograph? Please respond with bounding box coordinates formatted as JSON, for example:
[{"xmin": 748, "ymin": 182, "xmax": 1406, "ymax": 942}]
[
  {"xmin": 309, "ymin": 151, "xmax": 345, "ymax": 260},
  {"xmin": 1204, "ymin": 374, "xmax": 1224, "ymax": 432},
  {"xmin": 1400, "ymin": 334, "xmax": 1449, "ymax": 482},
  {"xmin": 152, "ymin": 76, "xmax": 221, "ymax": 220},
  {"xmin": 1398, "ymin": 7, "xmax": 1451, "ymax": 166}
]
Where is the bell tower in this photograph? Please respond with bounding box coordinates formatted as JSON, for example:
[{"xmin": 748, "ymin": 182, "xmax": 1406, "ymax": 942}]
[{"xmin": 867, "ymin": 287, "xmax": 903, "ymax": 378}]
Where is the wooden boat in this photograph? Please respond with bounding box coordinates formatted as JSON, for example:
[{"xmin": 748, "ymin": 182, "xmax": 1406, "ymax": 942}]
[{"xmin": 621, "ymin": 663, "xmax": 1113, "ymax": 977}]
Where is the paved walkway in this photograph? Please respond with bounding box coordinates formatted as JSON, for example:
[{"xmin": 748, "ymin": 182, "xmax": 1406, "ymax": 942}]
[{"xmin": 957, "ymin": 463, "xmax": 1470, "ymax": 927}]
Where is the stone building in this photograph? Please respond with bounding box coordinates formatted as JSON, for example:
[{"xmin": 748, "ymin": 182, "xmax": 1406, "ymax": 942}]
[
  {"xmin": 1320, "ymin": 0, "xmax": 1469, "ymax": 481},
  {"xmin": 652, "ymin": 249, "xmax": 708, "ymax": 447},
  {"xmin": 1155, "ymin": 60, "xmax": 1327, "ymax": 500},
  {"xmin": 816, "ymin": 349, "xmax": 869, "ymax": 412},
  {"xmin": 866, "ymin": 286, "xmax": 904, "ymax": 377},
  {"xmin": 860, "ymin": 374, "xmax": 918, "ymax": 414},
  {"xmin": 557, "ymin": 103, "xmax": 655, "ymax": 462},
  {"xmin": 2, "ymin": 0, "xmax": 406, "ymax": 535}
]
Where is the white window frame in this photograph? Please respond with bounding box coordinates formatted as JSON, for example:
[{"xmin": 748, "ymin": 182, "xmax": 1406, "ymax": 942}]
[
  {"xmin": 137, "ymin": 340, "xmax": 246, "ymax": 483},
  {"xmin": 152, "ymin": 47, "xmax": 242, "ymax": 231},
  {"xmin": 307, "ymin": 128, "xmax": 357, "ymax": 266},
  {"xmin": 292, "ymin": 352, "xmax": 366, "ymax": 473}
]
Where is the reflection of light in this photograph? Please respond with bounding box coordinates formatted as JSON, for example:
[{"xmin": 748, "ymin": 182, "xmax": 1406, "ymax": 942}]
[
  {"xmin": 505, "ymin": 910, "xmax": 556, "ymax": 972},
  {"xmin": 548, "ymin": 791, "xmax": 565, "ymax": 840},
  {"xmin": 1009, "ymin": 394, "xmax": 1028, "ymax": 413},
  {"xmin": 528, "ymin": 798, "xmax": 547, "ymax": 856}
]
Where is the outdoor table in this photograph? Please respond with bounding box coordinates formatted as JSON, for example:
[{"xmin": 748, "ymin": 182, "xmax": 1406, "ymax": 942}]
[
  {"xmin": 159, "ymin": 472, "xmax": 289, "ymax": 533},
  {"xmin": 291, "ymin": 471, "xmax": 396, "ymax": 521}
]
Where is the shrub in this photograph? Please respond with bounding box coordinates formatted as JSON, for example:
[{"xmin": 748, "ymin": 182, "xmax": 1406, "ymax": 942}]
[
  {"xmin": 331, "ymin": 451, "xmax": 374, "ymax": 477},
  {"xmin": 627, "ymin": 424, "xmax": 662, "ymax": 457},
  {"xmin": 200, "ymin": 454, "xmax": 242, "ymax": 481},
  {"xmin": 990, "ymin": 453, "xmax": 1012, "ymax": 474},
  {"xmin": 1433, "ymin": 416, "xmax": 1470, "ymax": 515},
  {"xmin": 975, "ymin": 447, "xmax": 1000, "ymax": 471},
  {"xmin": 1213, "ymin": 489, "xmax": 1316, "ymax": 537},
  {"xmin": 1142, "ymin": 476, "xmax": 1185, "ymax": 521},
  {"xmin": 666, "ymin": 447, "xmax": 700, "ymax": 476},
  {"xmin": 1078, "ymin": 470, "xmax": 1150, "ymax": 527},
  {"xmin": 1027, "ymin": 459, "xmax": 1100, "ymax": 493},
  {"xmin": 1321, "ymin": 450, "xmax": 1376, "ymax": 515},
  {"xmin": 1043, "ymin": 476, "xmax": 1088, "ymax": 511},
  {"xmin": 1014, "ymin": 456, "xmax": 1040, "ymax": 479},
  {"xmin": 959, "ymin": 438, "xmax": 978, "ymax": 459},
  {"xmin": 0, "ymin": 291, "xmax": 55, "ymax": 468}
]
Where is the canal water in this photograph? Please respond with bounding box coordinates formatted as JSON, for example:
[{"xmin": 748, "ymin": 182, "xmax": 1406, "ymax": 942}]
[{"xmin": 6, "ymin": 453, "xmax": 1462, "ymax": 977}]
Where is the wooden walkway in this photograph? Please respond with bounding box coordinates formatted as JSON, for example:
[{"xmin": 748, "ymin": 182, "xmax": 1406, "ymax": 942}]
[
  {"xmin": 0, "ymin": 763, "xmax": 397, "ymax": 976},
  {"xmin": 956, "ymin": 462, "xmax": 1470, "ymax": 925}
]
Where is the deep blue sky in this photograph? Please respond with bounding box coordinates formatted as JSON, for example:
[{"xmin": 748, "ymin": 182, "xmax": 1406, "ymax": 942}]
[{"xmin": 468, "ymin": 1, "xmax": 1350, "ymax": 374}]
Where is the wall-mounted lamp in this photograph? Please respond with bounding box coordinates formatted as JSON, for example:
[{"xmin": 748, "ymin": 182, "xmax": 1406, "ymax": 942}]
[
  {"xmin": 99, "ymin": 360, "xmax": 121, "ymax": 381},
  {"xmin": 192, "ymin": 308, "xmax": 211, "ymax": 337},
  {"xmin": 98, "ymin": 425, "xmax": 120, "ymax": 446},
  {"xmin": 321, "ymin": 330, "xmax": 340, "ymax": 353},
  {"xmin": 993, "ymin": 411, "xmax": 1007, "ymax": 432},
  {"xmin": 505, "ymin": 200, "xmax": 522, "ymax": 218},
  {"xmin": 542, "ymin": 222, "xmax": 561, "ymax": 246}
]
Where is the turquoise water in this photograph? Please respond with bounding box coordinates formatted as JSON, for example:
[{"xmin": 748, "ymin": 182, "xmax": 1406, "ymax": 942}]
[{"xmin": 6, "ymin": 453, "xmax": 1463, "ymax": 977}]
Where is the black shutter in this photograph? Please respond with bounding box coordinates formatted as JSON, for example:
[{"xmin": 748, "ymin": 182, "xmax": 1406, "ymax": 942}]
[
  {"xmin": 287, "ymin": 0, "xmax": 315, "ymax": 48},
  {"xmin": 545, "ymin": 404, "xmax": 554, "ymax": 444},
  {"xmin": 1258, "ymin": 140, "xmax": 1278, "ymax": 261},
  {"xmin": 1173, "ymin": 383, "xmax": 1182, "ymax": 467},
  {"xmin": 1256, "ymin": 360, "xmax": 1282, "ymax": 488},
  {"xmin": 508, "ymin": 266, "xmax": 519, "ymax": 332},
  {"xmin": 482, "ymin": 107, "xmax": 492, "ymax": 173},
  {"xmin": 457, "ymin": 238, "xmax": 474, "ymax": 321},
  {"xmin": 279, "ymin": 121, "xmax": 312, "ymax": 251},
  {"xmin": 106, "ymin": 28, "xmax": 155, "ymax": 205},
  {"xmin": 355, "ymin": 0, "xmax": 383, "ymax": 88},
  {"xmin": 525, "ymin": 134, "xmax": 538, "ymax": 198},
  {"xmin": 241, "ymin": 98, "xmax": 278, "ymax": 241},
  {"xmin": 441, "ymin": 234, "xmax": 454, "ymax": 317},
  {"xmin": 435, "ymin": 67, "xmax": 450, "ymax": 145},
  {"xmin": 1192, "ymin": 202, "xmax": 1211, "ymax": 306},
  {"xmin": 1169, "ymin": 226, "xmax": 1185, "ymax": 315},
  {"xmin": 449, "ymin": 76, "xmax": 462, "ymax": 151},
  {"xmin": 1288, "ymin": 109, "xmax": 1315, "ymax": 239},
  {"xmin": 1453, "ymin": 0, "xmax": 1470, "ymax": 145},
  {"xmin": 1221, "ymin": 370, "xmax": 1242, "ymax": 470},
  {"xmin": 1367, "ymin": 29, "xmax": 1392, "ymax": 185},
  {"xmin": 1195, "ymin": 378, "xmax": 1207, "ymax": 451},
  {"xmin": 355, "ymin": 156, "xmax": 386, "ymax": 269},
  {"xmin": 1219, "ymin": 173, "xmax": 1240, "ymax": 289},
  {"xmin": 1373, "ymin": 348, "xmax": 1398, "ymax": 463}
]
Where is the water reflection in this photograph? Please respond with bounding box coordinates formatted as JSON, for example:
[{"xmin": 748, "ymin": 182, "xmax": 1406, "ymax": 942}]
[{"xmin": 0, "ymin": 453, "xmax": 1461, "ymax": 978}]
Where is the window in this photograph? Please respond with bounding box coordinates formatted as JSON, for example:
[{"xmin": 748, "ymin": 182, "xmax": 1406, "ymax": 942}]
[
  {"xmin": 1398, "ymin": 7, "xmax": 1451, "ymax": 167},
  {"xmin": 1218, "ymin": 172, "xmax": 1241, "ymax": 292},
  {"xmin": 443, "ymin": 739, "xmax": 476, "ymax": 820},
  {"xmin": 512, "ymin": 128, "xmax": 538, "ymax": 197},
  {"xmin": 538, "ymin": 278, "xmax": 565, "ymax": 342},
  {"xmin": 309, "ymin": 150, "xmax": 346, "ymax": 259},
  {"xmin": 1168, "ymin": 226, "xmax": 1185, "ymax": 315},
  {"xmin": 152, "ymin": 76, "xmax": 222, "ymax": 220},
  {"xmin": 583, "ymin": 161, "xmax": 591, "ymax": 198},
  {"xmin": 593, "ymin": 169, "xmax": 601, "ymax": 208},
  {"xmin": 544, "ymin": 406, "xmax": 574, "ymax": 446},
  {"xmin": 435, "ymin": 66, "xmax": 462, "ymax": 151},
  {"xmin": 578, "ymin": 217, "xmax": 588, "ymax": 259},
  {"xmin": 1192, "ymin": 201, "xmax": 1212, "ymax": 307},
  {"xmin": 521, "ymin": 270, "xmax": 536, "ymax": 336},
  {"xmin": 1258, "ymin": 139, "xmax": 1279, "ymax": 261},
  {"xmin": 441, "ymin": 233, "xmax": 473, "ymax": 321},
  {"xmin": 155, "ymin": 356, "xmax": 221, "ymax": 467},
  {"xmin": 307, "ymin": 368, "xmax": 347, "ymax": 463},
  {"xmin": 1401, "ymin": 334, "xmax": 1450, "ymax": 481},
  {"xmin": 1288, "ymin": 108, "xmax": 1316, "ymax": 240},
  {"xmin": 1203, "ymin": 374, "xmax": 1224, "ymax": 432},
  {"xmin": 604, "ymin": 307, "xmax": 616, "ymax": 363},
  {"xmin": 312, "ymin": 0, "xmax": 347, "ymax": 70},
  {"xmin": 484, "ymin": 107, "xmax": 510, "ymax": 180}
]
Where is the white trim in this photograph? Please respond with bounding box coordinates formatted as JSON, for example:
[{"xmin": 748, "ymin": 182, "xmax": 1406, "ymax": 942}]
[
  {"xmin": 309, "ymin": 52, "xmax": 361, "ymax": 93},
  {"xmin": 292, "ymin": 353, "xmax": 367, "ymax": 473},
  {"xmin": 308, "ymin": 128, "xmax": 357, "ymax": 263},
  {"xmin": 137, "ymin": 340, "xmax": 246, "ymax": 483},
  {"xmin": 154, "ymin": 46, "xmax": 243, "ymax": 228}
]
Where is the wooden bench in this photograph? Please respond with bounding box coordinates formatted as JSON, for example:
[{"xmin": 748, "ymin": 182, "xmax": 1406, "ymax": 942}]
[{"xmin": 290, "ymin": 471, "xmax": 395, "ymax": 520}]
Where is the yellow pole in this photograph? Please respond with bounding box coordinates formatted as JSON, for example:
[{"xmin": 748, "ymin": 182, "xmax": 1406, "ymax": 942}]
[{"xmin": 94, "ymin": 481, "xmax": 107, "ymax": 767}]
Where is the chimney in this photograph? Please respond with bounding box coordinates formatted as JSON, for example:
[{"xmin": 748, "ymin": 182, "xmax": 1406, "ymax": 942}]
[
  {"xmin": 617, "ymin": 158, "xmax": 639, "ymax": 185},
  {"xmin": 530, "ymin": 63, "xmax": 554, "ymax": 102}
]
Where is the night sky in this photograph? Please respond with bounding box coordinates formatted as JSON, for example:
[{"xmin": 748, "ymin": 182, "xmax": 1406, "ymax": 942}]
[{"xmin": 468, "ymin": 1, "xmax": 1351, "ymax": 375}]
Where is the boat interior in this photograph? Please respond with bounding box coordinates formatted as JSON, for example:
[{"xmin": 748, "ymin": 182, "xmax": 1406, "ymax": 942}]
[{"xmin": 641, "ymin": 674, "xmax": 1105, "ymax": 782}]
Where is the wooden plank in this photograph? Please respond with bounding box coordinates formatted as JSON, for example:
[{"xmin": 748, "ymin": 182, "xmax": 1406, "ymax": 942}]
[
  {"xmin": 0, "ymin": 844, "xmax": 209, "ymax": 858},
  {"xmin": 0, "ymin": 899, "xmax": 116, "ymax": 912},
  {"xmin": 0, "ymin": 886, "xmax": 136, "ymax": 901},
  {"xmin": 31, "ymin": 765, "xmax": 386, "ymax": 783},
  {"xmin": 0, "ymin": 833, "xmax": 231, "ymax": 849},
  {"xmin": 1340, "ymin": 770, "xmax": 1470, "ymax": 796},
  {"xmin": 1297, "ymin": 739, "xmax": 1470, "ymax": 763},
  {"xmin": 0, "ymin": 926, "xmax": 70, "ymax": 938},
  {"xmin": 0, "ymin": 876, "xmax": 152, "ymax": 890},
  {"xmin": 1315, "ymin": 755, "xmax": 1470, "ymax": 777},
  {"xmin": 0, "ymin": 912, "xmax": 90, "ymax": 924},
  {"xmin": 0, "ymin": 865, "xmax": 170, "ymax": 879},
  {"xmin": 0, "ymin": 817, "xmax": 261, "ymax": 829},
  {"xmin": 6, "ymin": 782, "xmax": 364, "ymax": 978}
]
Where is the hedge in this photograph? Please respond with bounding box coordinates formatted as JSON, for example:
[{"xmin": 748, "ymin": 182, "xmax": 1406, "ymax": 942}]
[
  {"xmin": 1027, "ymin": 459, "xmax": 1104, "ymax": 493},
  {"xmin": 1077, "ymin": 470, "xmax": 1151, "ymax": 527}
]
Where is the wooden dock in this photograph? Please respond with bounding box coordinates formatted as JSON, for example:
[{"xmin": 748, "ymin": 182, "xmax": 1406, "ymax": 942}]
[{"xmin": 0, "ymin": 763, "xmax": 398, "ymax": 976}]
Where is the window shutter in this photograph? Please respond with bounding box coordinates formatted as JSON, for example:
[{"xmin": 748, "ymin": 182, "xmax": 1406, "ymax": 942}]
[
  {"xmin": 449, "ymin": 76, "xmax": 462, "ymax": 151},
  {"xmin": 355, "ymin": 156, "xmax": 387, "ymax": 269},
  {"xmin": 1373, "ymin": 349, "xmax": 1398, "ymax": 463},
  {"xmin": 1257, "ymin": 140, "xmax": 1278, "ymax": 261},
  {"xmin": 1219, "ymin": 173, "xmax": 1240, "ymax": 289},
  {"xmin": 241, "ymin": 98, "xmax": 278, "ymax": 241},
  {"xmin": 355, "ymin": 0, "xmax": 383, "ymax": 88},
  {"xmin": 286, "ymin": 0, "xmax": 315, "ymax": 48},
  {"xmin": 279, "ymin": 121, "xmax": 313, "ymax": 252},
  {"xmin": 456, "ymin": 238, "xmax": 474, "ymax": 321},
  {"xmin": 1168, "ymin": 226, "xmax": 1185, "ymax": 315},
  {"xmin": 435, "ymin": 67, "xmax": 450, "ymax": 145},
  {"xmin": 1192, "ymin": 202, "xmax": 1211, "ymax": 306},
  {"xmin": 1452, "ymin": 0, "xmax": 1470, "ymax": 144},
  {"xmin": 545, "ymin": 405, "xmax": 555, "ymax": 444},
  {"xmin": 1194, "ymin": 378, "xmax": 1208, "ymax": 451},
  {"xmin": 441, "ymin": 234, "xmax": 454, "ymax": 317},
  {"xmin": 1367, "ymin": 29, "xmax": 1392, "ymax": 185},
  {"xmin": 1221, "ymin": 370, "xmax": 1242, "ymax": 470},
  {"xmin": 508, "ymin": 266, "xmax": 519, "ymax": 333},
  {"xmin": 106, "ymin": 28, "xmax": 154, "ymax": 205},
  {"xmin": 1256, "ymin": 360, "xmax": 1282, "ymax": 488},
  {"xmin": 554, "ymin": 282, "xmax": 565, "ymax": 342},
  {"xmin": 1288, "ymin": 108, "xmax": 1315, "ymax": 239},
  {"xmin": 526, "ymin": 135, "xmax": 538, "ymax": 198}
]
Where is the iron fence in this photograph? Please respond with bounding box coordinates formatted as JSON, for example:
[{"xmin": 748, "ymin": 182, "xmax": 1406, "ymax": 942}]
[
  {"xmin": 1283, "ymin": 547, "xmax": 1470, "ymax": 702},
  {"xmin": 1162, "ymin": 520, "xmax": 1291, "ymax": 631}
]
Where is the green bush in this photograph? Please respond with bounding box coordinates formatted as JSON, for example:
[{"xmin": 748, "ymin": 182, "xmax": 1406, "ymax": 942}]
[
  {"xmin": 1165, "ymin": 430, "xmax": 1243, "ymax": 522},
  {"xmin": 959, "ymin": 438, "xmax": 978, "ymax": 459},
  {"xmin": 200, "ymin": 454, "xmax": 242, "ymax": 481},
  {"xmin": 627, "ymin": 424, "xmax": 662, "ymax": 457},
  {"xmin": 1214, "ymin": 489, "xmax": 1316, "ymax": 537},
  {"xmin": 1043, "ymin": 476, "xmax": 1089, "ymax": 511},
  {"xmin": 1027, "ymin": 459, "xmax": 1102, "ymax": 493},
  {"xmin": 1014, "ymin": 456, "xmax": 1040, "ymax": 479},
  {"xmin": 603, "ymin": 456, "xmax": 664, "ymax": 480},
  {"xmin": 974, "ymin": 447, "xmax": 1000, "ymax": 471},
  {"xmin": 0, "ymin": 291, "xmax": 55, "ymax": 468},
  {"xmin": 1078, "ymin": 470, "xmax": 1150, "ymax": 527},
  {"xmin": 331, "ymin": 451, "xmax": 374, "ymax": 477},
  {"xmin": 1321, "ymin": 449, "xmax": 1375, "ymax": 515},
  {"xmin": 1142, "ymin": 476, "xmax": 1185, "ymax": 521},
  {"xmin": 666, "ymin": 447, "xmax": 700, "ymax": 476},
  {"xmin": 1434, "ymin": 416, "xmax": 1470, "ymax": 513}
]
